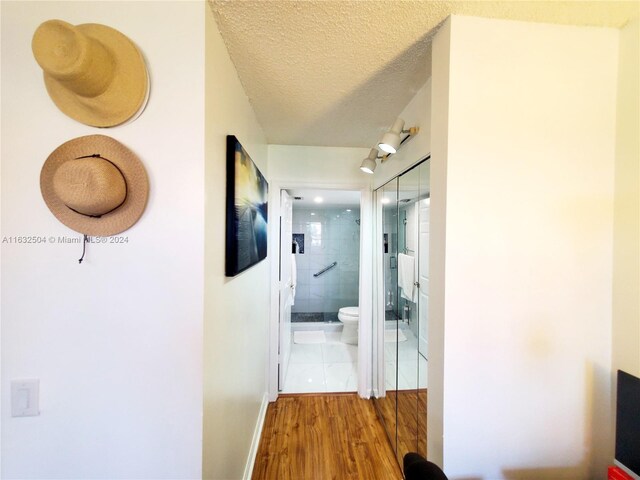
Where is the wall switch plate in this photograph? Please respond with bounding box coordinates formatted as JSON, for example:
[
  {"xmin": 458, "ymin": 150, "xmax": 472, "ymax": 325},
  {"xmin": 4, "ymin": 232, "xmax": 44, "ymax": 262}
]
[{"xmin": 11, "ymin": 379, "xmax": 39, "ymax": 417}]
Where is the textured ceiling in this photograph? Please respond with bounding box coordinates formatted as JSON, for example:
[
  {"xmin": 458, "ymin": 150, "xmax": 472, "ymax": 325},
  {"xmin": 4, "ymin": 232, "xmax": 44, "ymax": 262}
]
[{"xmin": 209, "ymin": 1, "xmax": 639, "ymax": 148}]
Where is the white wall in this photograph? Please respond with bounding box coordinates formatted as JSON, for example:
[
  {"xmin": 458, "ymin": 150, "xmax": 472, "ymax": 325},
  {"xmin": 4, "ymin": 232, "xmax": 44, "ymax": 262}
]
[
  {"xmin": 1, "ymin": 2, "xmax": 204, "ymax": 478},
  {"xmin": 203, "ymin": 5, "xmax": 270, "ymax": 479},
  {"xmin": 373, "ymin": 79, "xmax": 432, "ymax": 189},
  {"xmin": 612, "ymin": 16, "xmax": 640, "ymax": 378},
  {"xmin": 268, "ymin": 145, "xmax": 371, "ymax": 188},
  {"xmin": 432, "ymin": 15, "xmax": 619, "ymax": 479},
  {"xmin": 428, "ymin": 18, "xmax": 451, "ymax": 468}
]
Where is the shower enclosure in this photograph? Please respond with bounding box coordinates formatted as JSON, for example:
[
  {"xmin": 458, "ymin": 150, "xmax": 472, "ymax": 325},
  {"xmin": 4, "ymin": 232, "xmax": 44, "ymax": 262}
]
[
  {"xmin": 374, "ymin": 158, "xmax": 430, "ymax": 467},
  {"xmin": 291, "ymin": 204, "xmax": 361, "ymax": 322}
]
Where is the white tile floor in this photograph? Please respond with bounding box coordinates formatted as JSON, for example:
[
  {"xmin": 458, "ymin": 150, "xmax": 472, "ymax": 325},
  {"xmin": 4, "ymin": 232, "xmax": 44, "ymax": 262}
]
[
  {"xmin": 282, "ymin": 331, "xmax": 358, "ymax": 393},
  {"xmin": 384, "ymin": 325, "xmax": 428, "ymax": 391},
  {"xmin": 282, "ymin": 324, "xmax": 428, "ymax": 394}
]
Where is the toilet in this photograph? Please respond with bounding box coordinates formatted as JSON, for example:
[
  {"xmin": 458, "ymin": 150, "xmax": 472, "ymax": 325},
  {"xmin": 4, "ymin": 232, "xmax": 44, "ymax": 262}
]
[{"xmin": 338, "ymin": 306, "xmax": 359, "ymax": 345}]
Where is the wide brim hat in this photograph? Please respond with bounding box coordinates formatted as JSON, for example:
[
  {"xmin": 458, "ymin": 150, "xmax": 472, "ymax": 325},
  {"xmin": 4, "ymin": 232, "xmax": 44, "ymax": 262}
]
[
  {"xmin": 41, "ymin": 135, "xmax": 149, "ymax": 236},
  {"xmin": 32, "ymin": 20, "xmax": 149, "ymax": 127}
]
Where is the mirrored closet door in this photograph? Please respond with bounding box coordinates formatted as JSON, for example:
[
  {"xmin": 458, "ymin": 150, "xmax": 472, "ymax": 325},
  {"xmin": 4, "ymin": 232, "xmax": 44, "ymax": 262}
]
[{"xmin": 373, "ymin": 158, "xmax": 429, "ymax": 468}]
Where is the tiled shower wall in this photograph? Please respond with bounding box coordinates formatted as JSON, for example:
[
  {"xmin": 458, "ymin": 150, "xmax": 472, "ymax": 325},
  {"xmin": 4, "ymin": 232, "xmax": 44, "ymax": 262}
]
[{"xmin": 292, "ymin": 206, "xmax": 360, "ymax": 314}]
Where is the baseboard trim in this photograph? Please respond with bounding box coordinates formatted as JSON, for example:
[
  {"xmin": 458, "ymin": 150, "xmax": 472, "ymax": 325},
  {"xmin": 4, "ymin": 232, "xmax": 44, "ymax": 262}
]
[{"xmin": 243, "ymin": 392, "xmax": 269, "ymax": 480}]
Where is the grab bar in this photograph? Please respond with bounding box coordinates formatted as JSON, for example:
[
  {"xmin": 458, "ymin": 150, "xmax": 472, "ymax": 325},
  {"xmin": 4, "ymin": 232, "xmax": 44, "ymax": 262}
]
[{"xmin": 313, "ymin": 261, "xmax": 337, "ymax": 277}]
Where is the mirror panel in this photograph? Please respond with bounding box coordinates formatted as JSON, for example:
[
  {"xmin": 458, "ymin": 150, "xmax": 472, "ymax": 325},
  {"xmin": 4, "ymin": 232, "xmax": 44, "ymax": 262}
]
[
  {"xmin": 396, "ymin": 165, "xmax": 421, "ymax": 465},
  {"xmin": 373, "ymin": 157, "xmax": 430, "ymax": 467}
]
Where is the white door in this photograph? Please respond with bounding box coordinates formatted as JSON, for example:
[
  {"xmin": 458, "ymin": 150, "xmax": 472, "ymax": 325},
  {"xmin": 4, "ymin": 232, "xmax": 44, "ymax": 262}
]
[
  {"xmin": 278, "ymin": 190, "xmax": 294, "ymax": 390},
  {"xmin": 418, "ymin": 200, "xmax": 429, "ymax": 358}
]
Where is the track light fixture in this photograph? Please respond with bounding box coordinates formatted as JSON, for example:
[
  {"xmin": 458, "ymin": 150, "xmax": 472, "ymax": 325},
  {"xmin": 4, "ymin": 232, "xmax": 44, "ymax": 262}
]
[
  {"xmin": 359, "ymin": 119, "xmax": 419, "ymax": 174},
  {"xmin": 360, "ymin": 148, "xmax": 381, "ymax": 174},
  {"xmin": 378, "ymin": 117, "xmax": 419, "ymax": 154}
]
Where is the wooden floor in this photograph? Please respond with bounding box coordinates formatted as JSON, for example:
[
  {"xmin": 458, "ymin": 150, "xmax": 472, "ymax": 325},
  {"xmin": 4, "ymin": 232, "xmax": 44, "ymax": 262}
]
[
  {"xmin": 374, "ymin": 389, "xmax": 427, "ymax": 464},
  {"xmin": 252, "ymin": 393, "xmax": 403, "ymax": 480}
]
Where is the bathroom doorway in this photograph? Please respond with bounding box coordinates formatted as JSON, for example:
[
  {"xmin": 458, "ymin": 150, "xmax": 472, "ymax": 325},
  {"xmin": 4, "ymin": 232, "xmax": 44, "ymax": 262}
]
[{"xmin": 278, "ymin": 188, "xmax": 362, "ymax": 394}]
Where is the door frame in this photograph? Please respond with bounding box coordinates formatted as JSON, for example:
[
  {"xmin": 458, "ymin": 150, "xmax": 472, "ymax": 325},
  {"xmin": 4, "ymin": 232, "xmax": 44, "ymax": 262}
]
[
  {"xmin": 267, "ymin": 180, "xmax": 373, "ymax": 401},
  {"xmin": 278, "ymin": 190, "xmax": 293, "ymax": 391}
]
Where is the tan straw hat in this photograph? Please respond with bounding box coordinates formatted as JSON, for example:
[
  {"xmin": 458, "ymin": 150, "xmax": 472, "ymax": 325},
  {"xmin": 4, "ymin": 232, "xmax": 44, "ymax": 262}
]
[
  {"xmin": 41, "ymin": 135, "xmax": 149, "ymax": 236},
  {"xmin": 32, "ymin": 19, "xmax": 149, "ymax": 127}
]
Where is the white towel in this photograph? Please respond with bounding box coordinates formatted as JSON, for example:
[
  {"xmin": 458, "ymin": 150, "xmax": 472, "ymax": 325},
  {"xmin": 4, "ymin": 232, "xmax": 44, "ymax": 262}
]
[
  {"xmin": 290, "ymin": 253, "xmax": 297, "ymax": 305},
  {"xmin": 398, "ymin": 253, "xmax": 415, "ymax": 302}
]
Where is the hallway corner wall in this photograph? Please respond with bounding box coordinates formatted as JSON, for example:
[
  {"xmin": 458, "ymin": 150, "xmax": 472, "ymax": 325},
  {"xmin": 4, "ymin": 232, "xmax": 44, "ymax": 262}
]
[
  {"xmin": 433, "ymin": 15, "xmax": 619, "ymax": 479},
  {"xmin": 612, "ymin": 15, "xmax": 640, "ymax": 379},
  {"xmin": 203, "ymin": 4, "xmax": 270, "ymax": 479}
]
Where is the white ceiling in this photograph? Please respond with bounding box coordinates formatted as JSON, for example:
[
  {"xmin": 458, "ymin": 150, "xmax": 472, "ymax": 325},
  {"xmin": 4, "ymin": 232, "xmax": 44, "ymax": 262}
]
[
  {"xmin": 287, "ymin": 188, "xmax": 361, "ymax": 207},
  {"xmin": 209, "ymin": 1, "xmax": 638, "ymax": 148}
]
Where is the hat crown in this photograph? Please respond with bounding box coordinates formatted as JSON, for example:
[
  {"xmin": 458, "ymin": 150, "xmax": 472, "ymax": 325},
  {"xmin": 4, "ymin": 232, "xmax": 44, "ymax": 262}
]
[
  {"xmin": 32, "ymin": 20, "xmax": 115, "ymax": 97},
  {"xmin": 52, "ymin": 156, "xmax": 126, "ymax": 217}
]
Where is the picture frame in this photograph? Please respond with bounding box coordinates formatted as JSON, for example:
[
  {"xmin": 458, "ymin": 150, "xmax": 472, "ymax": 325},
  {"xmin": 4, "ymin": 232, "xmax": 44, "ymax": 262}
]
[{"xmin": 225, "ymin": 135, "xmax": 268, "ymax": 277}]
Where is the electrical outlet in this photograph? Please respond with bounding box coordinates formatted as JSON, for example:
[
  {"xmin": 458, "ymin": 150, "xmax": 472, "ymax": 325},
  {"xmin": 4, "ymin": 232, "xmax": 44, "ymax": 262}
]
[{"xmin": 11, "ymin": 379, "xmax": 39, "ymax": 417}]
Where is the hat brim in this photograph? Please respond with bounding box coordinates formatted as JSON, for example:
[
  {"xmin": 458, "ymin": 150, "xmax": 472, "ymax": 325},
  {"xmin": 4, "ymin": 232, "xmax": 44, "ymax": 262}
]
[
  {"xmin": 43, "ymin": 23, "xmax": 149, "ymax": 128},
  {"xmin": 41, "ymin": 135, "xmax": 149, "ymax": 236}
]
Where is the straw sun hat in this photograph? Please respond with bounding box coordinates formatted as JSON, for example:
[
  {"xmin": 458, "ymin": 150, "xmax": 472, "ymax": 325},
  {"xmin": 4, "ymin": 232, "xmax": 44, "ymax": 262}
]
[
  {"xmin": 40, "ymin": 135, "xmax": 149, "ymax": 237},
  {"xmin": 32, "ymin": 19, "xmax": 149, "ymax": 127}
]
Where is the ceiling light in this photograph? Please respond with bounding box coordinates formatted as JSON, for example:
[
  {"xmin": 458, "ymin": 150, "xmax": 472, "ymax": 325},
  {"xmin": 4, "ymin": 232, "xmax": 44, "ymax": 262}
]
[
  {"xmin": 346, "ymin": 209, "xmax": 351, "ymax": 212},
  {"xmin": 360, "ymin": 148, "xmax": 379, "ymax": 174},
  {"xmin": 378, "ymin": 117, "xmax": 419, "ymax": 156},
  {"xmin": 314, "ymin": 196, "xmax": 323, "ymax": 203},
  {"xmin": 378, "ymin": 117, "xmax": 405, "ymax": 154}
]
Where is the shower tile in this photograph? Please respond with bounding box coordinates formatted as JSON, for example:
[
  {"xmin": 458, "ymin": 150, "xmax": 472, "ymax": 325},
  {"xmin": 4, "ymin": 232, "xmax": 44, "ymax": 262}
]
[
  {"xmin": 291, "ymin": 299, "xmax": 309, "ymax": 312},
  {"xmin": 339, "ymin": 255, "xmax": 359, "ymax": 272},
  {"xmin": 309, "ymin": 254, "xmax": 328, "ymax": 270},
  {"xmin": 294, "ymin": 253, "xmax": 309, "ymax": 268},
  {"xmin": 297, "ymin": 268, "xmax": 311, "ymax": 286},
  {"xmin": 323, "ymin": 240, "xmax": 340, "ymax": 255},
  {"xmin": 341, "ymin": 242, "xmax": 359, "ymax": 256},
  {"xmin": 338, "ymin": 283, "xmax": 359, "ymax": 299},
  {"xmin": 308, "ymin": 299, "xmax": 324, "ymax": 312},
  {"xmin": 323, "ymin": 299, "xmax": 341, "ymax": 312},
  {"xmin": 320, "ymin": 268, "xmax": 339, "ymax": 283},
  {"xmin": 306, "ymin": 243, "xmax": 325, "ymax": 255},
  {"xmin": 309, "ymin": 283, "xmax": 325, "ymax": 299},
  {"xmin": 293, "ymin": 284, "xmax": 309, "ymax": 300},
  {"xmin": 324, "ymin": 282, "xmax": 340, "ymax": 296},
  {"xmin": 292, "ymin": 312, "xmax": 324, "ymax": 322},
  {"xmin": 340, "ymin": 272, "xmax": 359, "ymax": 286}
]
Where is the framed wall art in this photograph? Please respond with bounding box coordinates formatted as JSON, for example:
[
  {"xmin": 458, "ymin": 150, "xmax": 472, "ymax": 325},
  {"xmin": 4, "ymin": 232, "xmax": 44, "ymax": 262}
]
[{"xmin": 225, "ymin": 135, "xmax": 268, "ymax": 277}]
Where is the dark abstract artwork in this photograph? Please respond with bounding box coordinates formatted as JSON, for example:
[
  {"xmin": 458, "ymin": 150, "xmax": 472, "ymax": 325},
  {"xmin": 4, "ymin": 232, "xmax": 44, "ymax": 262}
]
[{"xmin": 225, "ymin": 136, "xmax": 268, "ymax": 276}]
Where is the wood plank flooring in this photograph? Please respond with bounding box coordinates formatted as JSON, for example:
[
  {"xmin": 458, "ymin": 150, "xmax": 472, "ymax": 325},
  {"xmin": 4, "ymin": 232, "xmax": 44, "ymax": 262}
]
[
  {"xmin": 373, "ymin": 389, "xmax": 427, "ymax": 464},
  {"xmin": 252, "ymin": 393, "xmax": 403, "ymax": 480}
]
